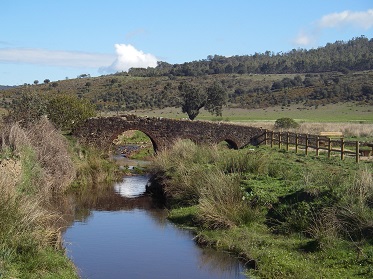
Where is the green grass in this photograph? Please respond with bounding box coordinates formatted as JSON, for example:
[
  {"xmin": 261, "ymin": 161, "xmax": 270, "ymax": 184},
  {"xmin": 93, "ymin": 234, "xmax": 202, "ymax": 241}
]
[
  {"xmin": 196, "ymin": 225, "xmax": 373, "ymax": 279},
  {"xmin": 149, "ymin": 142, "xmax": 373, "ymax": 278}
]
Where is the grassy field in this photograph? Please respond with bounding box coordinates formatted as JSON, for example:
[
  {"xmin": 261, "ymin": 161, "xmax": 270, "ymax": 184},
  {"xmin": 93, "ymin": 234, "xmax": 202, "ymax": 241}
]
[{"xmin": 124, "ymin": 102, "xmax": 373, "ymax": 123}]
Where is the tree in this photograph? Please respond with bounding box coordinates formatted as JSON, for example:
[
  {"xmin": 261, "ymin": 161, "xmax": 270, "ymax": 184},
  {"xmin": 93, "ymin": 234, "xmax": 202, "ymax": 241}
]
[
  {"xmin": 178, "ymin": 82, "xmax": 206, "ymax": 120},
  {"xmin": 7, "ymin": 91, "xmax": 47, "ymax": 125},
  {"xmin": 44, "ymin": 79, "xmax": 50, "ymax": 84},
  {"xmin": 46, "ymin": 94, "xmax": 96, "ymax": 131},
  {"xmin": 33, "ymin": 80, "xmax": 39, "ymax": 85},
  {"xmin": 205, "ymin": 82, "xmax": 227, "ymax": 117}
]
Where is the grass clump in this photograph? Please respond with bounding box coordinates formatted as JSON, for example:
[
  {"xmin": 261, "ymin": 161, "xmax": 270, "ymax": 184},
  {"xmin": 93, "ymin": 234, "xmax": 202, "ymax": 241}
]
[{"xmin": 197, "ymin": 170, "xmax": 254, "ymax": 229}]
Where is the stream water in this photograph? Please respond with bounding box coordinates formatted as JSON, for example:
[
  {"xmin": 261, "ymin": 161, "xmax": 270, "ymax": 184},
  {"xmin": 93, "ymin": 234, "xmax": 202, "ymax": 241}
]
[{"xmin": 63, "ymin": 162, "xmax": 248, "ymax": 279}]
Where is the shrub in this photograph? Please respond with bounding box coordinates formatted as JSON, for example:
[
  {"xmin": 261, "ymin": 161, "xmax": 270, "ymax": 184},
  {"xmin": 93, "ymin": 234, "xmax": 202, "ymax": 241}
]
[
  {"xmin": 46, "ymin": 94, "xmax": 96, "ymax": 131},
  {"xmin": 274, "ymin": 117, "xmax": 299, "ymax": 129}
]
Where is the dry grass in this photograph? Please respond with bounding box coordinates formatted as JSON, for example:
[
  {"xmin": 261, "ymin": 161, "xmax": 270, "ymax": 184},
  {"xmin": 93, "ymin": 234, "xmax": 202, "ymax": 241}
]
[
  {"xmin": 0, "ymin": 160, "xmax": 62, "ymax": 273},
  {"xmin": 2, "ymin": 118, "xmax": 75, "ymax": 195},
  {"xmin": 233, "ymin": 121, "xmax": 373, "ymax": 138}
]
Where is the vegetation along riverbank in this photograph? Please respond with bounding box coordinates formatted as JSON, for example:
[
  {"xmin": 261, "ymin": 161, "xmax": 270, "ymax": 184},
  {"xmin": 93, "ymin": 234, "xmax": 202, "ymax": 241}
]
[
  {"xmin": 0, "ymin": 118, "xmax": 120, "ymax": 278},
  {"xmin": 147, "ymin": 140, "xmax": 373, "ymax": 279}
]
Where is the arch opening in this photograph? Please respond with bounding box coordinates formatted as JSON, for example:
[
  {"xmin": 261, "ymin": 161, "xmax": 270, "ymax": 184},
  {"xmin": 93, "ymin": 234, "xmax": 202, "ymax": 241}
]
[
  {"xmin": 112, "ymin": 129, "xmax": 157, "ymax": 159},
  {"xmin": 218, "ymin": 139, "xmax": 238, "ymax": 150}
]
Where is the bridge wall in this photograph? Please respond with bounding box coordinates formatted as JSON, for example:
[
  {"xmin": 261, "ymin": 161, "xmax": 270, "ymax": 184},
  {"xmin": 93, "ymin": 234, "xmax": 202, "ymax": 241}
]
[{"xmin": 72, "ymin": 115, "xmax": 265, "ymax": 151}]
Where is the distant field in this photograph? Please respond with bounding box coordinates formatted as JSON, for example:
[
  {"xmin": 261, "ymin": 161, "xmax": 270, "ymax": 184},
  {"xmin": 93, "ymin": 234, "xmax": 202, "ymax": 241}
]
[{"xmin": 124, "ymin": 102, "xmax": 373, "ymax": 123}]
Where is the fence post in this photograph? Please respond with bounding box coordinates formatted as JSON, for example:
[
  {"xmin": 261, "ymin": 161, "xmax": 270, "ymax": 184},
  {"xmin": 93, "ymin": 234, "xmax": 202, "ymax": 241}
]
[
  {"xmin": 305, "ymin": 134, "xmax": 308, "ymax": 155},
  {"xmin": 356, "ymin": 141, "xmax": 360, "ymax": 163},
  {"xmin": 278, "ymin": 132, "xmax": 282, "ymax": 149},
  {"xmin": 316, "ymin": 136, "xmax": 320, "ymax": 156},
  {"xmin": 270, "ymin": 131, "xmax": 274, "ymax": 148},
  {"xmin": 286, "ymin": 132, "xmax": 289, "ymax": 151},
  {"xmin": 295, "ymin": 134, "xmax": 299, "ymax": 153},
  {"xmin": 264, "ymin": 130, "xmax": 268, "ymax": 145},
  {"xmin": 328, "ymin": 138, "xmax": 332, "ymax": 158},
  {"xmin": 341, "ymin": 138, "xmax": 345, "ymax": 160}
]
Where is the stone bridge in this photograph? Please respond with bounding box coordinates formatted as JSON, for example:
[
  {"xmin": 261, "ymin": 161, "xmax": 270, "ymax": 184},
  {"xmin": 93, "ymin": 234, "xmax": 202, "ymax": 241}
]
[{"xmin": 72, "ymin": 114, "xmax": 265, "ymax": 152}]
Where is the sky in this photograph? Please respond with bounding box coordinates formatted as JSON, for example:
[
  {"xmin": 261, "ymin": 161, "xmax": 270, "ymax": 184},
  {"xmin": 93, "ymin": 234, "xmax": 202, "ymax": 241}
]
[{"xmin": 0, "ymin": 0, "xmax": 372, "ymax": 86}]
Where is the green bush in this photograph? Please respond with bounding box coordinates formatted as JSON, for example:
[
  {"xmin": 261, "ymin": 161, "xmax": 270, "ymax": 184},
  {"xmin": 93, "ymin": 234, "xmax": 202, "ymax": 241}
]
[
  {"xmin": 46, "ymin": 94, "xmax": 96, "ymax": 131},
  {"xmin": 274, "ymin": 117, "xmax": 299, "ymax": 129}
]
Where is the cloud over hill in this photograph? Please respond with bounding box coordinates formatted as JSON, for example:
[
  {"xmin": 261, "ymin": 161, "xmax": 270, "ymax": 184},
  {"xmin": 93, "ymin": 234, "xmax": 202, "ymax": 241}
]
[{"xmin": 100, "ymin": 44, "xmax": 158, "ymax": 73}]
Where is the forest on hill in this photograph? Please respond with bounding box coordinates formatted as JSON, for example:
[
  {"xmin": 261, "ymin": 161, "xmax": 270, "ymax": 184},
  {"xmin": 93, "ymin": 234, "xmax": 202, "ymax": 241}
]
[
  {"xmin": 1, "ymin": 36, "xmax": 372, "ymax": 116},
  {"xmin": 128, "ymin": 36, "xmax": 373, "ymax": 77}
]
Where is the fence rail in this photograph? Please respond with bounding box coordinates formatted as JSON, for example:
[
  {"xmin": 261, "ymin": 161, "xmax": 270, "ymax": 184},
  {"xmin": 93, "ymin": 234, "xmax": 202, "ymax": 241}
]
[{"xmin": 256, "ymin": 130, "xmax": 373, "ymax": 163}]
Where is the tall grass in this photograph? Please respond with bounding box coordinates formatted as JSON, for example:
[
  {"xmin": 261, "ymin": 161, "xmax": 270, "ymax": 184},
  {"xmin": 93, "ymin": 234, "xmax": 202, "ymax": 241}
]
[
  {"xmin": 0, "ymin": 160, "xmax": 76, "ymax": 278},
  {"xmin": 4, "ymin": 118, "xmax": 75, "ymax": 196},
  {"xmin": 69, "ymin": 142, "xmax": 120, "ymax": 190},
  {"xmin": 197, "ymin": 170, "xmax": 254, "ymax": 229},
  {"xmin": 150, "ymin": 140, "xmax": 260, "ymax": 227},
  {"xmin": 0, "ymin": 119, "xmax": 79, "ymax": 278}
]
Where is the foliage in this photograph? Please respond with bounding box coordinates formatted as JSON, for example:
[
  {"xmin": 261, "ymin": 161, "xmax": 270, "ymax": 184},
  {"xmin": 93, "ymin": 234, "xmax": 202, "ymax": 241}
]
[
  {"xmin": 178, "ymin": 82, "xmax": 206, "ymax": 120},
  {"xmin": 46, "ymin": 94, "xmax": 96, "ymax": 131},
  {"xmin": 274, "ymin": 117, "xmax": 300, "ymax": 129},
  {"xmin": 4, "ymin": 92, "xmax": 96, "ymax": 131},
  {"xmin": 205, "ymin": 82, "xmax": 227, "ymax": 116},
  {"xmin": 130, "ymin": 36, "xmax": 373, "ymax": 77},
  {"xmin": 178, "ymin": 81, "xmax": 227, "ymax": 119},
  {"xmin": 6, "ymin": 91, "xmax": 47, "ymax": 125}
]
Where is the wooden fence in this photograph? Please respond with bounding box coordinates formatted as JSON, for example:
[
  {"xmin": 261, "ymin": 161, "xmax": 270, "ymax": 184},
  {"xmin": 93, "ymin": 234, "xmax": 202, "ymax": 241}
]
[{"xmin": 256, "ymin": 130, "xmax": 373, "ymax": 163}]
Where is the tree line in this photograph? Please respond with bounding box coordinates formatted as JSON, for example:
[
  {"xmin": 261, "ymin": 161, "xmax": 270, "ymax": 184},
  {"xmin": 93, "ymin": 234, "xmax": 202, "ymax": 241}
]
[{"xmin": 127, "ymin": 36, "xmax": 373, "ymax": 77}]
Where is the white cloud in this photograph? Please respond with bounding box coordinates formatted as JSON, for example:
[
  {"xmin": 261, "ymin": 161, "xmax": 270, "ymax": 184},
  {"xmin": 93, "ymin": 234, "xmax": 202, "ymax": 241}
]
[
  {"xmin": 318, "ymin": 9, "xmax": 373, "ymax": 29},
  {"xmin": 100, "ymin": 44, "xmax": 158, "ymax": 73},
  {"xmin": 0, "ymin": 48, "xmax": 114, "ymax": 68},
  {"xmin": 293, "ymin": 9, "xmax": 373, "ymax": 47},
  {"xmin": 293, "ymin": 30, "xmax": 316, "ymax": 46},
  {"xmin": 0, "ymin": 44, "xmax": 158, "ymax": 75}
]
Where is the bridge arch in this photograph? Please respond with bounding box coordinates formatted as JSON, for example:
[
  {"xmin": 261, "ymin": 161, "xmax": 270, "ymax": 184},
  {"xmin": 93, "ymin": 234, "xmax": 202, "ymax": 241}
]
[
  {"xmin": 219, "ymin": 139, "xmax": 239, "ymax": 149},
  {"xmin": 72, "ymin": 115, "xmax": 265, "ymax": 151},
  {"xmin": 111, "ymin": 129, "xmax": 159, "ymax": 153}
]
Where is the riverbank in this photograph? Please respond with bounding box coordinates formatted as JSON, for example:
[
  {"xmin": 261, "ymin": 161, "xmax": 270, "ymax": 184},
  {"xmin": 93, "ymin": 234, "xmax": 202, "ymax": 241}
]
[
  {"xmin": 147, "ymin": 140, "xmax": 373, "ymax": 278},
  {"xmin": 0, "ymin": 119, "xmax": 121, "ymax": 278}
]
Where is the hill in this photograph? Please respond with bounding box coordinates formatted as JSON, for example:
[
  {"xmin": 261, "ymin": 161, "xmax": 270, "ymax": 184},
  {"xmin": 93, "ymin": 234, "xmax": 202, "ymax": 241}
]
[{"xmin": 0, "ymin": 36, "xmax": 372, "ymax": 119}]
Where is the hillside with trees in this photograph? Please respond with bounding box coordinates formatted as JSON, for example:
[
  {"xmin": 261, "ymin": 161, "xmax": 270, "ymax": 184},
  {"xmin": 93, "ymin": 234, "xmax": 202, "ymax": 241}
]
[{"xmin": 1, "ymin": 36, "xmax": 372, "ymax": 119}]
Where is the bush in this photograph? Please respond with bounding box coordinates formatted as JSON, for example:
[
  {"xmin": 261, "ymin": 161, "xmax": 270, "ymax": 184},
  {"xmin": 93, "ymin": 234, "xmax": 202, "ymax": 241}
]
[
  {"xmin": 274, "ymin": 117, "xmax": 299, "ymax": 129},
  {"xmin": 46, "ymin": 94, "xmax": 96, "ymax": 131}
]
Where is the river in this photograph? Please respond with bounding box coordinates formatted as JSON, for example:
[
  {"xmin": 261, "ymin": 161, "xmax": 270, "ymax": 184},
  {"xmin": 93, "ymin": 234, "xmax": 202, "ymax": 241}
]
[{"xmin": 63, "ymin": 160, "xmax": 248, "ymax": 278}]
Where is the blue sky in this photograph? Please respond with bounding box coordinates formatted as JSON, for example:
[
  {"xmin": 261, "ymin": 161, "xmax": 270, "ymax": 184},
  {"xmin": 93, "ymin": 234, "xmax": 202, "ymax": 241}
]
[{"xmin": 1, "ymin": 0, "xmax": 372, "ymax": 85}]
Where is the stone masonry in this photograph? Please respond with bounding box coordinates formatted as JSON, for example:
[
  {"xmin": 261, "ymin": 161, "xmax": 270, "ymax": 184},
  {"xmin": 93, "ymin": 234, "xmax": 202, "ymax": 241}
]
[{"xmin": 72, "ymin": 114, "xmax": 265, "ymax": 152}]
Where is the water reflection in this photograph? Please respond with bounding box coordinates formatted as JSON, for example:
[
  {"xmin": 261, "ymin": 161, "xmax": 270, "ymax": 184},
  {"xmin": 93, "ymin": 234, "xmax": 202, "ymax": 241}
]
[
  {"xmin": 114, "ymin": 175, "xmax": 150, "ymax": 198},
  {"xmin": 63, "ymin": 174, "xmax": 248, "ymax": 279}
]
